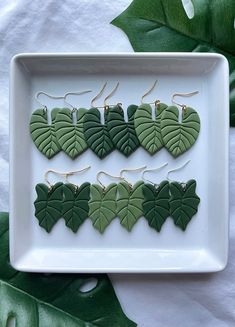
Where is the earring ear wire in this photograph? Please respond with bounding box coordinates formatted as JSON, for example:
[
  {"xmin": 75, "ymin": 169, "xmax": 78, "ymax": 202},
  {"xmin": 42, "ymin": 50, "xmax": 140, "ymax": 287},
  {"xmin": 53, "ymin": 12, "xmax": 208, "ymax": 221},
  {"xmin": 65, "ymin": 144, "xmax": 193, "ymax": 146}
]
[
  {"xmin": 120, "ymin": 166, "xmax": 147, "ymax": 187},
  {"xmin": 141, "ymin": 79, "xmax": 158, "ymax": 105},
  {"xmin": 171, "ymin": 91, "xmax": 199, "ymax": 109},
  {"xmin": 35, "ymin": 91, "xmax": 65, "ymax": 113},
  {"xmin": 96, "ymin": 171, "xmax": 122, "ymax": 190},
  {"xmin": 167, "ymin": 160, "xmax": 191, "ymax": 182},
  {"xmin": 141, "ymin": 163, "xmax": 168, "ymax": 185},
  {"xmin": 64, "ymin": 90, "xmax": 92, "ymax": 111},
  {"xmin": 91, "ymin": 82, "xmax": 108, "ymax": 108}
]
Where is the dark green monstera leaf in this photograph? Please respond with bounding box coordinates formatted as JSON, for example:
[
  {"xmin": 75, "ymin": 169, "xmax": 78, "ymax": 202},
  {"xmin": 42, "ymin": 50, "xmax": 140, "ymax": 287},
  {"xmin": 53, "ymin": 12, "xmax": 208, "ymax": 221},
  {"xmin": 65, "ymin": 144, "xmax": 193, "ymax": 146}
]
[
  {"xmin": 142, "ymin": 181, "xmax": 170, "ymax": 232},
  {"xmin": 83, "ymin": 108, "xmax": 115, "ymax": 159},
  {"xmin": 112, "ymin": 0, "xmax": 235, "ymax": 126},
  {"xmin": 30, "ymin": 108, "xmax": 61, "ymax": 159},
  {"xmin": 34, "ymin": 182, "xmax": 63, "ymax": 232},
  {"xmin": 63, "ymin": 182, "xmax": 90, "ymax": 233},
  {"xmin": 106, "ymin": 105, "xmax": 140, "ymax": 157},
  {"xmin": 161, "ymin": 106, "xmax": 200, "ymax": 157},
  {"xmin": 0, "ymin": 212, "xmax": 137, "ymax": 327},
  {"xmin": 88, "ymin": 183, "xmax": 117, "ymax": 233},
  {"xmin": 55, "ymin": 108, "xmax": 88, "ymax": 159},
  {"xmin": 169, "ymin": 179, "xmax": 200, "ymax": 231},
  {"xmin": 134, "ymin": 103, "xmax": 168, "ymax": 155},
  {"xmin": 117, "ymin": 181, "xmax": 144, "ymax": 231}
]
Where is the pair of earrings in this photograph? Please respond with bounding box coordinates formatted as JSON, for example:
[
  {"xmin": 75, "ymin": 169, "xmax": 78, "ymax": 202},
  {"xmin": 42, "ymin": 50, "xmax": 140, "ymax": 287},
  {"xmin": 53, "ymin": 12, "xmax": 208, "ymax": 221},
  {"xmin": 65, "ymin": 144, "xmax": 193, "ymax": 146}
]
[{"xmin": 134, "ymin": 80, "xmax": 201, "ymax": 157}]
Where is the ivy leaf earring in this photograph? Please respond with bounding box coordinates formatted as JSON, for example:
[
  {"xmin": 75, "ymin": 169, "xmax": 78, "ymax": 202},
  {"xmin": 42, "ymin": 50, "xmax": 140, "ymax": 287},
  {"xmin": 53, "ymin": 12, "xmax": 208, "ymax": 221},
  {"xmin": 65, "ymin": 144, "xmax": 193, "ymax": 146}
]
[
  {"xmin": 142, "ymin": 163, "xmax": 170, "ymax": 232},
  {"xmin": 83, "ymin": 83, "xmax": 115, "ymax": 159},
  {"xmin": 106, "ymin": 83, "xmax": 140, "ymax": 157},
  {"xmin": 134, "ymin": 80, "xmax": 168, "ymax": 155},
  {"xmin": 54, "ymin": 90, "xmax": 92, "ymax": 159},
  {"xmin": 167, "ymin": 161, "xmax": 200, "ymax": 231},
  {"xmin": 34, "ymin": 170, "xmax": 64, "ymax": 232},
  {"xmin": 30, "ymin": 92, "xmax": 62, "ymax": 159},
  {"xmin": 161, "ymin": 91, "xmax": 201, "ymax": 157}
]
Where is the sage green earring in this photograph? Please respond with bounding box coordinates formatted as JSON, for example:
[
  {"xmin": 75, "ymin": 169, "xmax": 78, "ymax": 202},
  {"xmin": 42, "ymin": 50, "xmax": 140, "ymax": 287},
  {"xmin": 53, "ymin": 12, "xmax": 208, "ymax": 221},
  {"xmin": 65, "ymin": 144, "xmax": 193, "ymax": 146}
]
[
  {"xmin": 54, "ymin": 91, "xmax": 92, "ymax": 159},
  {"xmin": 161, "ymin": 91, "xmax": 200, "ymax": 157},
  {"xmin": 134, "ymin": 80, "xmax": 168, "ymax": 155},
  {"xmin": 30, "ymin": 92, "xmax": 61, "ymax": 159}
]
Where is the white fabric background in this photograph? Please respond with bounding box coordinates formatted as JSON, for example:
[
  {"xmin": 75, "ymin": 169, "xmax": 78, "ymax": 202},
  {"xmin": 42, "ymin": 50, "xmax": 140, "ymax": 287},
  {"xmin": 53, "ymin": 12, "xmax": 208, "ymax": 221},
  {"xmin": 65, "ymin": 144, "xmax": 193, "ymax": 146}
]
[{"xmin": 0, "ymin": 1, "xmax": 235, "ymax": 326}]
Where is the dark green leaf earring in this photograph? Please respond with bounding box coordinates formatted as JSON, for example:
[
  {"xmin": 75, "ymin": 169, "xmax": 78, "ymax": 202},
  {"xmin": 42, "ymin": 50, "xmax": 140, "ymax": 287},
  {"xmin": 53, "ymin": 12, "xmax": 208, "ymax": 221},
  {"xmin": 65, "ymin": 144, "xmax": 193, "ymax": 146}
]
[
  {"xmin": 134, "ymin": 80, "xmax": 168, "ymax": 155},
  {"xmin": 83, "ymin": 82, "xmax": 115, "ymax": 159},
  {"xmin": 30, "ymin": 92, "xmax": 62, "ymax": 159}
]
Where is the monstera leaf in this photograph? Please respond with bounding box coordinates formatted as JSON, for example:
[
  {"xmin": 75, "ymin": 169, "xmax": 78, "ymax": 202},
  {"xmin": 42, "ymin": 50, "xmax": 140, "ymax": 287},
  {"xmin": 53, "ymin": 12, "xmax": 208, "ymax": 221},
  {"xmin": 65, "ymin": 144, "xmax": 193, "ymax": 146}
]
[
  {"xmin": 117, "ymin": 181, "xmax": 144, "ymax": 231},
  {"xmin": 55, "ymin": 108, "xmax": 88, "ymax": 159},
  {"xmin": 112, "ymin": 0, "xmax": 235, "ymax": 126},
  {"xmin": 83, "ymin": 108, "xmax": 115, "ymax": 159},
  {"xmin": 30, "ymin": 108, "xmax": 61, "ymax": 158},
  {"xmin": 63, "ymin": 183, "xmax": 90, "ymax": 233},
  {"xmin": 161, "ymin": 106, "xmax": 200, "ymax": 157},
  {"xmin": 34, "ymin": 182, "xmax": 63, "ymax": 232},
  {"xmin": 88, "ymin": 183, "xmax": 117, "ymax": 233},
  {"xmin": 169, "ymin": 179, "xmax": 200, "ymax": 231},
  {"xmin": 134, "ymin": 103, "xmax": 167, "ymax": 155},
  {"xmin": 106, "ymin": 105, "xmax": 140, "ymax": 157},
  {"xmin": 0, "ymin": 212, "xmax": 136, "ymax": 327},
  {"xmin": 142, "ymin": 181, "xmax": 170, "ymax": 232}
]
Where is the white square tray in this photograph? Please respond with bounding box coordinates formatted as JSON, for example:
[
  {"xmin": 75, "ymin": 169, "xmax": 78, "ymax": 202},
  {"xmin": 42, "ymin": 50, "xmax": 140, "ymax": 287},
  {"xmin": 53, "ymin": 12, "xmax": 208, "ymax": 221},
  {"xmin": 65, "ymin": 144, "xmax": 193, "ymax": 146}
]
[{"xmin": 10, "ymin": 53, "xmax": 229, "ymax": 273}]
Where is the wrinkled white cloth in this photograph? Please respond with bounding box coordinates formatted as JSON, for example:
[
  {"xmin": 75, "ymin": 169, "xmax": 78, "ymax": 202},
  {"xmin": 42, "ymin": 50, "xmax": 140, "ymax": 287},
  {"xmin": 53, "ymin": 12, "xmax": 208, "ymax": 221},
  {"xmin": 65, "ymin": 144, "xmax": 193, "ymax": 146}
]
[{"xmin": 0, "ymin": 1, "xmax": 235, "ymax": 326}]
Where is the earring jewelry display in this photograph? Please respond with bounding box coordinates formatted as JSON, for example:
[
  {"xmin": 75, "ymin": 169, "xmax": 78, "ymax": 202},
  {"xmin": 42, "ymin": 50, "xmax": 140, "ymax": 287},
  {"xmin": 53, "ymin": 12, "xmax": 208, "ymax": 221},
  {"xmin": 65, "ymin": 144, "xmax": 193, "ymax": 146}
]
[
  {"xmin": 54, "ymin": 90, "xmax": 91, "ymax": 159},
  {"xmin": 161, "ymin": 91, "xmax": 201, "ymax": 157},
  {"xmin": 83, "ymin": 83, "xmax": 115, "ymax": 159},
  {"xmin": 30, "ymin": 92, "xmax": 62, "ymax": 159},
  {"xmin": 134, "ymin": 80, "xmax": 168, "ymax": 155}
]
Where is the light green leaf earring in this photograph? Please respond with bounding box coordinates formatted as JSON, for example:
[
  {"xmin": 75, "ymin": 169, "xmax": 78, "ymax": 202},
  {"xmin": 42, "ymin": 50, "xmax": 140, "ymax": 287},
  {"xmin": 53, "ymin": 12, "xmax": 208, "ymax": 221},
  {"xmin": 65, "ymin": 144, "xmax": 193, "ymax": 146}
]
[
  {"xmin": 134, "ymin": 80, "xmax": 168, "ymax": 155},
  {"xmin": 30, "ymin": 92, "xmax": 62, "ymax": 159},
  {"xmin": 54, "ymin": 90, "xmax": 92, "ymax": 159},
  {"xmin": 161, "ymin": 91, "xmax": 201, "ymax": 157}
]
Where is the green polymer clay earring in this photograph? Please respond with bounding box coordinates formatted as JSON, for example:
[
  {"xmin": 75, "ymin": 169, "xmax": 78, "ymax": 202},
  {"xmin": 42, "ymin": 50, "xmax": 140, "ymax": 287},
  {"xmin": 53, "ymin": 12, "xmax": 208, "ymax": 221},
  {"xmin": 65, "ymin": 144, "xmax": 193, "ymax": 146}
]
[
  {"xmin": 142, "ymin": 163, "xmax": 170, "ymax": 232},
  {"xmin": 167, "ymin": 160, "xmax": 200, "ymax": 231},
  {"xmin": 134, "ymin": 80, "xmax": 168, "ymax": 155},
  {"xmin": 88, "ymin": 170, "xmax": 118, "ymax": 233},
  {"xmin": 83, "ymin": 83, "xmax": 115, "ymax": 159},
  {"xmin": 105, "ymin": 83, "xmax": 140, "ymax": 157},
  {"xmin": 30, "ymin": 92, "xmax": 62, "ymax": 159},
  {"xmin": 117, "ymin": 166, "xmax": 146, "ymax": 231},
  {"xmin": 54, "ymin": 90, "xmax": 92, "ymax": 159},
  {"xmin": 161, "ymin": 91, "xmax": 201, "ymax": 158},
  {"xmin": 34, "ymin": 169, "xmax": 64, "ymax": 232}
]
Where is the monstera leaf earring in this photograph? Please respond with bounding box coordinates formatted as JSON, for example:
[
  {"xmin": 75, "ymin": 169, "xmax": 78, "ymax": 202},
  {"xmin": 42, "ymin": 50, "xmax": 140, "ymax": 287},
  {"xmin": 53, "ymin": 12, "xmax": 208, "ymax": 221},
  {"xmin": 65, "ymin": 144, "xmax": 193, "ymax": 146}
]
[
  {"xmin": 161, "ymin": 91, "xmax": 201, "ymax": 157},
  {"xmin": 106, "ymin": 83, "xmax": 140, "ymax": 157},
  {"xmin": 30, "ymin": 91, "xmax": 62, "ymax": 159},
  {"xmin": 167, "ymin": 160, "xmax": 200, "ymax": 231},
  {"xmin": 83, "ymin": 82, "xmax": 115, "ymax": 159},
  {"xmin": 54, "ymin": 90, "xmax": 92, "ymax": 159},
  {"xmin": 142, "ymin": 163, "xmax": 170, "ymax": 232},
  {"xmin": 134, "ymin": 80, "xmax": 168, "ymax": 155}
]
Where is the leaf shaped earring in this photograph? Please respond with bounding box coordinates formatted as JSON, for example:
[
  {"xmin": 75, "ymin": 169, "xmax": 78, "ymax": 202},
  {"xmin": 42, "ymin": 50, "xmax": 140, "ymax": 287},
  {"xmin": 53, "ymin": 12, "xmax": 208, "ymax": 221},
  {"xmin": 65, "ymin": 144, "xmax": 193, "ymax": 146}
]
[
  {"xmin": 167, "ymin": 161, "xmax": 200, "ymax": 231},
  {"xmin": 134, "ymin": 80, "xmax": 168, "ymax": 155},
  {"xmin": 161, "ymin": 91, "xmax": 201, "ymax": 157},
  {"xmin": 83, "ymin": 83, "xmax": 115, "ymax": 159},
  {"xmin": 117, "ymin": 166, "xmax": 146, "ymax": 231},
  {"xmin": 142, "ymin": 163, "xmax": 170, "ymax": 232},
  {"xmin": 54, "ymin": 90, "xmax": 92, "ymax": 159},
  {"xmin": 34, "ymin": 170, "xmax": 64, "ymax": 232},
  {"xmin": 61, "ymin": 166, "xmax": 91, "ymax": 232},
  {"xmin": 106, "ymin": 83, "xmax": 140, "ymax": 157},
  {"xmin": 88, "ymin": 171, "xmax": 118, "ymax": 233},
  {"xmin": 30, "ymin": 92, "xmax": 62, "ymax": 159}
]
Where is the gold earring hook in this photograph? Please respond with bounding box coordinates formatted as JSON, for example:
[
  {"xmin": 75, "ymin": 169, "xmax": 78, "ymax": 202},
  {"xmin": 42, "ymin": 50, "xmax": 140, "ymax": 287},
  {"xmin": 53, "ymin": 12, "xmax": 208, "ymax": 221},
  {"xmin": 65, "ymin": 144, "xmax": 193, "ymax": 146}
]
[
  {"xmin": 172, "ymin": 91, "xmax": 199, "ymax": 109},
  {"xmin": 141, "ymin": 79, "xmax": 159, "ymax": 105},
  {"xmin": 91, "ymin": 82, "xmax": 108, "ymax": 108},
  {"xmin": 120, "ymin": 166, "xmax": 147, "ymax": 187},
  {"xmin": 96, "ymin": 171, "xmax": 121, "ymax": 190},
  {"xmin": 35, "ymin": 91, "xmax": 65, "ymax": 113},
  {"xmin": 104, "ymin": 82, "xmax": 120, "ymax": 109},
  {"xmin": 167, "ymin": 160, "xmax": 191, "ymax": 183},
  {"xmin": 64, "ymin": 90, "xmax": 92, "ymax": 111},
  {"xmin": 142, "ymin": 163, "xmax": 168, "ymax": 185},
  {"xmin": 44, "ymin": 166, "xmax": 91, "ymax": 189}
]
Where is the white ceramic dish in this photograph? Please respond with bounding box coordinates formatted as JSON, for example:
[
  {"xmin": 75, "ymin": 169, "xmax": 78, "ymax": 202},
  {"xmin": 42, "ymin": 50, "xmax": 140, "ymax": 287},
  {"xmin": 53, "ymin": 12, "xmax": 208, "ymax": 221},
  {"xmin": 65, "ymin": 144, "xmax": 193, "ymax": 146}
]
[{"xmin": 10, "ymin": 53, "xmax": 229, "ymax": 273}]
